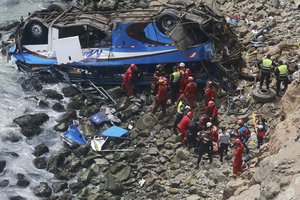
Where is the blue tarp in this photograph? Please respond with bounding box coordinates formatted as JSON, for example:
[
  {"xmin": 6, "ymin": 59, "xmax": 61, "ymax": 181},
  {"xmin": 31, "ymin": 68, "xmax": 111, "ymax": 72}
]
[
  {"xmin": 101, "ymin": 126, "xmax": 128, "ymax": 138},
  {"xmin": 90, "ymin": 112, "xmax": 109, "ymax": 126},
  {"xmin": 64, "ymin": 125, "xmax": 87, "ymax": 145}
]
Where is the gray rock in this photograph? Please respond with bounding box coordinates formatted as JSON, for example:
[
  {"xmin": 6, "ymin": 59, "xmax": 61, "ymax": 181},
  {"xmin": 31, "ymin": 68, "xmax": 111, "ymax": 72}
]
[
  {"xmin": 187, "ymin": 195, "xmax": 201, "ymax": 200},
  {"xmin": 47, "ymin": 149, "xmax": 71, "ymax": 174},
  {"xmin": 16, "ymin": 174, "xmax": 30, "ymax": 187},
  {"xmin": 72, "ymin": 145, "xmax": 90, "ymax": 158},
  {"xmin": 53, "ymin": 122, "xmax": 69, "ymax": 132},
  {"xmin": 0, "ymin": 180, "xmax": 9, "ymax": 188},
  {"xmin": 113, "ymin": 152, "xmax": 128, "ymax": 162},
  {"xmin": 13, "ymin": 113, "xmax": 49, "ymax": 127},
  {"xmin": 105, "ymin": 172, "xmax": 124, "ymax": 195},
  {"xmin": 2, "ymin": 133, "xmax": 22, "ymax": 143},
  {"xmin": 69, "ymin": 182, "xmax": 85, "ymax": 193},
  {"xmin": 78, "ymin": 168, "xmax": 94, "ymax": 185},
  {"xmin": 94, "ymin": 158, "xmax": 109, "ymax": 165},
  {"xmin": 110, "ymin": 162, "xmax": 126, "ymax": 174},
  {"xmin": 119, "ymin": 103, "xmax": 141, "ymax": 119},
  {"xmin": 115, "ymin": 166, "xmax": 131, "ymax": 182},
  {"xmin": 223, "ymin": 178, "xmax": 248, "ymax": 199},
  {"xmin": 52, "ymin": 103, "xmax": 65, "ymax": 112},
  {"xmin": 57, "ymin": 109, "xmax": 77, "ymax": 123},
  {"xmin": 20, "ymin": 77, "xmax": 42, "ymax": 91},
  {"xmin": 20, "ymin": 125, "xmax": 43, "ymax": 137},
  {"xmin": 136, "ymin": 113, "xmax": 159, "ymax": 130},
  {"xmin": 33, "ymin": 143, "xmax": 49, "ymax": 157},
  {"xmin": 155, "ymin": 138, "xmax": 165, "ymax": 147},
  {"xmin": 79, "ymin": 105, "xmax": 99, "ymax": 117},
  {"xmin": 81, "ymin": 154, "xmax": 99, "ymax": 168},
  {"xmin": 171, "ymin": 179, "xmax": 181, "ymax": 188},
  {"xmin": 33, "ymin": 157, "xmax": 47, "ymax": 169},
  {"xmin": 43, "ymin": 89, "xmax": 63, "ymax": 100},
  {"xmin": 62, "ymin": 86, "xmax": 80, "ymax": 97},
  {"xmin": 67, "ymin": 101, "xmax": 84, "ymax": 110},
  {"xmin": 175, "ymin": 149, "xmax": 190, "ymax": 161},
  {"xmin": 116, "ymin": 97, "xmax": 130, "ymax": 111},
  {"xmin": 106, "ymin": 86, "xmax": 123, "ymax": 99},
  {"xmin": 0, "ymin": 160, "xmax": 6, "ymax": 173},
  {"xmin": 148, "ymin": 147, "xmax": 159, "ymax": 155},
  {"xmin": 52, "ymin": 181, "xmax": 68, "ymax": 193},
  {"xmin": 9, "ymin": 196, "xmax": 26, "ymax": 200}
]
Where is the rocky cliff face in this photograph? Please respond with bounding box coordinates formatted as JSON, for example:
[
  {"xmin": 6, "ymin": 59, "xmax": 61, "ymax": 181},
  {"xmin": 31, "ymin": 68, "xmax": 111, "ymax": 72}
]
[{"xmin": 224, "ymin": 80, "xmax": 300, "ymax": 200}]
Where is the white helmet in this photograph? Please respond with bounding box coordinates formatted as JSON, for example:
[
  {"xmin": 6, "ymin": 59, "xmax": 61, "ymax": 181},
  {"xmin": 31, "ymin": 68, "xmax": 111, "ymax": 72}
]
[
  {"xmin": 179, "ymin": 62, "xmax": 185, "ymax": 67},
  {"xmin": 258, "ymin": 124, "xmax": 264, "ymax": 130},
  {"xmin": 206, "ymin": 122, "xmax": 212, "ymax": 128}
]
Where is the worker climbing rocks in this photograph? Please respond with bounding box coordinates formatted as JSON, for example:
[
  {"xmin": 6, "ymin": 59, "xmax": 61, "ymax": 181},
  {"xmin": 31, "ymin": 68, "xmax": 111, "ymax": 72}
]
[
  {"xmin": 179, "ymin": 62, "xmax": 191, "ymax": 94},
  {"xmin": 121, "ymin": 64, "xmax": 138, "ymax": 97},
  {"xmin": 275, "ymin": 60, "xmax": 289, "ymax": 96},
  {"xmin": 205, "ymin": 100, "xmax": 218, "ymax": 124},
  {"xmin": 183, "ymin": 76, "xmax": 197, "ymax": 108},
  {"xmin": 204, "ymin": 80, "xmax": 215, "ymax": 105},
  {"xmin": 169, "ymin": 66, "xmax": 181, "ymax": 104},
  {"xmin": 259, "ymin": 54, "xmax": 273, "ymax": 90},
  {"xmin": 218, "ymin": 127, "xmax": 230, "ymax": 162},
  {"xmin": 173, "ymin": 98, "xmax": 190, "ymax": 131},
  {"xmin": 232, "ymin": 138, "xmax": 244, "ymax": 176},
  {"xmin": 151, "ymin": 64, "xmax": 166, "ymax": 95},
  {"xmin": 236, "ymin": 119, "xmax": 250, "ymax": 154},
  {"xmin": 177, "ymin": 111, "xmax": 193, "ymax": 144},
  {"xmin": 195, "ymin": 131, "xmax": 213, "ymax": 169},
  {"xmin": 152, "ymin": 78, "xmax": 169, "ymax": 118}
]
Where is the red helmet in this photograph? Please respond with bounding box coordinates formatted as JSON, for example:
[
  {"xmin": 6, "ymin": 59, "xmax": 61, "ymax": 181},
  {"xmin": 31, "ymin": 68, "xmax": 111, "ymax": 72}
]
[
  {"xmin": 187, "ymin": 111, "xmax": 193, "ymax": 118},
  {"xmin": 235, "ymin": 138, "xmax": 241, "ymax": 144},
  {"xmin": 237, "ymin": 119, "xmax": 244, "ymax": 126},
  {"xmin": 130, "ymin": 64, "xmax": 137, "ymax": 70},
  {"xmin": 208, "ymin": 100, "xmax": 214, "ymax": 107},
  {"xmin": 188, "ymin": 76, "xmax": 194, "ymax": 82}
]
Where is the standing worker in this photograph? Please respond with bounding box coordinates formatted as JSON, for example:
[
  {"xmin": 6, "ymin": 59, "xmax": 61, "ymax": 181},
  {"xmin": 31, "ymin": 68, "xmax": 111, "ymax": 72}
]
[
  {"xmin": 151, "ymin": 64, "xmax": 166, "ymax": 95},
  {"xmin": 204, "ymin": 80, "xmax": 215, "ymax": 106},
  {"xmin": 187, "ymin": 116, "xmax": 201, "ymax": 151},
  {"xmin": 179, "ymin": 62, "xmax": 191, "ymax": 94},
  {"xmin": 205, "ymin": 100, "xmax": 218, "ymax": 124},
  {"xmin": 195, "ymin": 131, "xmax": 213, "ymax": 169},
  {"xmin": 233, "ymin": 139, "xmax": 244, "ymax": 176},
  {"xmin": 169, "ymin": 66, "xmax": 181, "ymax": 104},
  {"xmin": 259, "ymin": 54, "xmax": 273, "ymax": 90},
  {"xmin": 275, "ymin": 61, "xmax": 288, "ymax": 96},
  {"xmin": 218, "ymin": 127, "xmax": 230, "ymax": 162},
  {"xmin": 121, "ymin": 64, "xmax": 138, "ymax": 97},
  {"xmin": 152, "ymin": 78, "xmax": 169, "ymax": 118},
  {"xmin": 236, "ymin": 119, "xmax": 250, "ymax": 154},
  {"xmin": 183, "ymin": 76, "xmax": 197, "ymax": 108}
]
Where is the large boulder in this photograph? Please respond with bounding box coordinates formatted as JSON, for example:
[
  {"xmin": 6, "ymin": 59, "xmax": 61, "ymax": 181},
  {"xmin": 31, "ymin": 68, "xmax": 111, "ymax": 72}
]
[
  {"xmin": 20, "ymin": 125, "xmax": 43, "ymax": 137},
  {"xmin": 0, "ymin": 180, "xmax": 9, "ymax": 188},
  {"xmin": 33, "ymin": 143, "xmax": 49, "ymax": 157},
  {"xmin": 43, "ymin": 89, "xmax": 63, "ymax": 100},
  {"xmin": 136, "ymin": 113, "xmax": 159, "ymax": 130},
  {"xmin": 33, "ymin": 182, "xmax": 52, "ymax": 198},
  {"xmin": 52, "ymin": 103, "xmax": 65, "ymax": 112},
  {"xmin": 105, "ymin": 172, "xmax": 124, "ymax": 195},
  {"xmin": 57, "ymin": 109, "xmax": 77, "ymax": 123},
  {"xmin": 16, "ymin": 174, "xmax": 30, "ymax": 188},
  {"xmin": 47, "ymin": 149, "xmax": 71, "ymax": 174},
  {"xmin": 13, "ymin": 113, "xmax": 49, "ymax": 127},
  {"xmin": 52, "ymin": 181, "xmax": 68, "ymax": 193},
  {"xmin": 62, "ymin": 86, "xmax": 80, "ymax": 97},
  {"xmin": 20, "ymin": 77, "xmax": 43, "ymax": 92},
  {"xmin": 33, "ymin": 157, "xmax": 47, "ymax": 169}
]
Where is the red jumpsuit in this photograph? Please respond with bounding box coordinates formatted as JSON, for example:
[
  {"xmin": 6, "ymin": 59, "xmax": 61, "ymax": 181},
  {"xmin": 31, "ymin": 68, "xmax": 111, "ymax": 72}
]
[
  {"xmin": 205, "ymin": 105, "xmax": 218, "ymax": 124},
  {"xmin": 151, "ymin": 71, "xmax": 166, "ymax": 94},
  {"xmin": 152, "ymin": 84, "xmax": 169, "ymax": 116},
  {"xmin": 122, "ymin": 67, "xmax": 135, "ymax": 97},
  {"xmin": 177, "ymin": 115, "xmax": 191, "ymax": 143},
  {"xmin": 209, "ymin": 125, "xmax": 219, "ymax": 142},
  {"xmin": 233, "ymin": 144, "xmax": 244, "ymax": 175},
  {"xmin": 179, "ymin": 68, "xmax": 191, "ymax": 94},
  {"xmin": 184, "ymin": 82, "xmax": 197, "ymax": 108},
  {"xmin": 204, "ymin": 86, "xmax": 215, "ymax": 105}
]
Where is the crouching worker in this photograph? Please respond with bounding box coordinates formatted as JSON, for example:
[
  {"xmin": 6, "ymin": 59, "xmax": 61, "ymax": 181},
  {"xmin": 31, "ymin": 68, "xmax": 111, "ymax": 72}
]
[
  {"xmin": 152, "ymin": 78, "xmax": 169, "ymax": 118},
  {"xmin": 173, "ymin": 98, "xmax": 189, "ymax": 131},
  {"xmin": 195, "ymin": 131, "xmax": 213, "ymax": 169},
  {"xmin": 121, "ymin": 64, "xmax": 138, "ymax": 97},
  {"xmin": 177, "ymin": 111, "xmax": 193, "ymax": 144},
  {"xmin": 233, "ymin": 139, "xmax": 244, "ymax": 176}
]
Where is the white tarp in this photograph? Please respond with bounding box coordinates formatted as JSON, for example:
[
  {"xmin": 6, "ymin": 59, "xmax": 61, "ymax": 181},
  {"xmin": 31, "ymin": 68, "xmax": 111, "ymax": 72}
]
[{"xmin": 54, "ymin": 36, "xmax": 83, "ymax": 64}]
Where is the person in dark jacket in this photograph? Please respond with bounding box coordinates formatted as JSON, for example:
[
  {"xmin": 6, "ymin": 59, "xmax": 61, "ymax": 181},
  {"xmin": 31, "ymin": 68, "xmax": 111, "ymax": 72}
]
[
  {"xmin": 187, "ymin": 116, "xmax": 201, "ymax": 150},
  {"xmin": 195, "ymin": 131, "xmax": 213, "ymax": 169},
  {"xmin": 169, "ymin": 66, "xmax": 180, "ymax": 104}
]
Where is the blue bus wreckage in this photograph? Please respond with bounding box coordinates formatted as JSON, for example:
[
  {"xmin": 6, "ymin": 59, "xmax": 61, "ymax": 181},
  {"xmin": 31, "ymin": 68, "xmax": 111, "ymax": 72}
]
[{"xmin": 7, "ymin": 0, "xmax": 243, "ymax": 89}]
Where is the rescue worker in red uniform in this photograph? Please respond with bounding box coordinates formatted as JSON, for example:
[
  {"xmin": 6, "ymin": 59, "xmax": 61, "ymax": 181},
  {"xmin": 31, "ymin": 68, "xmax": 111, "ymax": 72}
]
[
  {"xmin": 205, "ymin": 100, "xmax": 218, "ymax": 124},
  {"xmin": 233, "ymin": 138, "xmax": 244, "ymax": 176},
  {"xmin": 151, "ymin": 64, "xmax": 166, "ymax": 95},
  {"xmin": 152, "ymin": 78, "xmax": 169, "ymax": 117},
  {"xmin": 177, "ymin": 111, "xmax": 193, "ymax": 143},
  {"xmin": 121, "ymin": 64, "xmax": 138, "ymax": 97},
  {"xmin": 179, "ymin": 62, "xmax": 191, "ymax": 94},
  {"xmin": 206, "ymin": 122, "xmax": 219, "ymax": 143},
  {"xmin": 204, "ymin": 80, "xmax": 215, "ymax": 106},
  {"xmin": 184, "ymin": 76, "xmax": 197, "ymax": 108}
]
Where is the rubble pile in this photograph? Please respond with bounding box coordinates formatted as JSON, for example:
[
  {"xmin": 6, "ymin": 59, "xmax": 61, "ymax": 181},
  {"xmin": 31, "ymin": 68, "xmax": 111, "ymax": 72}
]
[{"xmin": 218, "ymin": 0, "xmax": 300, "ymax": 76}]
